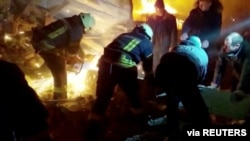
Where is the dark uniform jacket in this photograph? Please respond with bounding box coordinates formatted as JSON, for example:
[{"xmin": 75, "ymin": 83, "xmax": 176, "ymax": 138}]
[
  {"xmin": 102, "ymin": 30, "xmax": 153, "ymax": 70},
  {"xmin": 182, "ymin": 8, "xmax": 222, "ymax": 43},
  {"xmin": 32, "ymin": 15, "xmax": 84, "ymax": 54},
  {"xmin": 212, "ymin": 40, "xmax": 250, "ymax": 93}
]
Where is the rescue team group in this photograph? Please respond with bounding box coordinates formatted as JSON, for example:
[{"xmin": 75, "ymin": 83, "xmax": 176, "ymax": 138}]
[{"xmin": 1, "ymin": 0, "xmax": 250, "ymax": 141}]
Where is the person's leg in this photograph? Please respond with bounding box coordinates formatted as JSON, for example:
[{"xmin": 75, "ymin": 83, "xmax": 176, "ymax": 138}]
[
  {"xmin": 165, "ymin": 91, "xmax": 180, "ymax": 133},
  {"xmin": 91, "ymin": 61, "xmax": 117, "ymax": 117},
  {"xmin": 40, "ymin": 52, "xmax": 67, "ymax": 99},
  {"xmin": 118, "ymin": 67, "xmax": 142, "ymax": 114},
  {"xmin": 155, "ymin": 53, "xmax": 211, "ymax": 141},
  {"xmin": 177, "ymin": 86, "xmax": 211, "ymax": 127},
  {"xmin": 176, "ymin": 55, "xmax": 211, "ymax": 127},
  {"xmin": 155, "ymin": 53, "xmax": 184, "ymax": 138},
  {"xmin": 85, "ymin": 61, "xmax": 116, "ymax": 141}
]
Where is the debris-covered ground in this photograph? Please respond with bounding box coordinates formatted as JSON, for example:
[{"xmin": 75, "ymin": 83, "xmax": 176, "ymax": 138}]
[
  {"xmin": 44, "ymin": 87, "xmax": 247, "ymax": 141},
  {"xmin": 1, "ymin": 1, "xmax": 249, "ymax": 141},
  {"xmin": 44, "ymin": 84, "xmax": 168, "ymax": 141}
]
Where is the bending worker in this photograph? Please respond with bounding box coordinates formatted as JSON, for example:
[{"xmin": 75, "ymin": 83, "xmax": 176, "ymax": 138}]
[
  {"xmin": 31, "ymin": 13, "xmax": 95, "ymax": 99},
  {"xmin": 209, "ymin": 32, "xmax": 250, "ymax": 96},
  {"xmin": 85, "ymin": 23, "xmax": 153, "ymax": 141},
  {"xmin": 155, "ymin": 36, "xmax": 211, "ymax": 140}
]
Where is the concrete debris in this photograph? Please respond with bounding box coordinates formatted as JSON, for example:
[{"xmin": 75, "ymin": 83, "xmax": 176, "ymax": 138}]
[{"xmin": 0, "ymin": 0, "xmax": 133, "ymax": 99}]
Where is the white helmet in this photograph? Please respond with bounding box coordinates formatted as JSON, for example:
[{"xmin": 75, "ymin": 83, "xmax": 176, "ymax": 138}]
[
  {"xmin": 137, "ymin": 23, "xmax": 153, "ymax": 40},
  {"xmin": 79, "ymin": 13, "xmax": 95, "ymax": 31}
]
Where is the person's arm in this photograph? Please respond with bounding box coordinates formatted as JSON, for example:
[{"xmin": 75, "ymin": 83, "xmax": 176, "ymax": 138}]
[
  {"xmin": 169, "ymin": 15, "xmax": 178, "ymax": 51},
  {"xmin": 181, "ymin": 9, "xmax": 200, "ymax": 42},
  {"xmin": 142, "ymin": 56, "xmax": 155, "ymax": 86},
  {"xmin": 141, "ymin": 40, "xmax": 153, "ymax": 74},
  {"xmin": 142, "ymin": 55, "xmax": 153, "ymax": 74},
  {"xmin": 211, "ymin": 53, "xmax": 228, "ymax": 88},
  {"xmin": 237, "ymin": 58, "xmax": 250, "ymax": 94},
  {"xmin": 181, "ymin": 10, "xmax": 196, "ymax": 35},
  {"xmin": 141, "ymin": 42, "xmax": 154, "ymax": 84},
  {"xmin": 237, "ymin": 42, "xmax": 250, "ymax": 94}
]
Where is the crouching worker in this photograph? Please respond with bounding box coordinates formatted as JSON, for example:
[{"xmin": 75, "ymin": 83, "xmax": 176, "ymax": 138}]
[
  {"xmin": 209, "ymin": 32, "xmax": 250, "ymax": 96},
  {"xmin": 154, "ymin": 36, "xmax": 211, "ymax": 140},
  {"xmin": 0, "ymin": 60, "xmax": 51, "ymax": 141},
  {"xmin": 85, "ymin": 23, "xmax": 153, "ymax": 141},
  {"xmin": 31, "ymin": 13, "xmax": 95, "ymax": 99}
]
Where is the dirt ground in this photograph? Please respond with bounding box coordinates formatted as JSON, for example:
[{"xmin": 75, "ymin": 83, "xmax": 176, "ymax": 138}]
[
  {"xmin": 45, "ymin": 81, "xmax": 168, "ymax": 141},
  {"xmin": 45, "ymin": 97, "xmax": 163, "ymax": 141},
  {"xmin": 44, "ymin": 79, "xmax": 248, "ymax": 141}
]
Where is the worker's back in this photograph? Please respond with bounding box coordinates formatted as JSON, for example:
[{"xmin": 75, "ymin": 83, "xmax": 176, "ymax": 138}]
[
  {"xmin": 104, "ymin": 30, "xmax": 152, "ymax": 68},
  {"xmin": 173, "ymin": 36, "xmax": 209, "ymax": 82},
  {"xmin": 31, "ymin": 15, "xmax": 84, "ymax": 52}
]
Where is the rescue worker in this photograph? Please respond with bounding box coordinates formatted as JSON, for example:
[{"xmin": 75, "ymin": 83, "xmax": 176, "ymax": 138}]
[
  {"xmin": 31, "ymin": 13, "xmax": 95, "ymax": 99},
  {"xmin": 155, "ymin": 36, "xmax": 211, "ymax": 140},
  {"xmin": 0, "ymin": 59, "xmax": 50, "ymax": 141},
  {"xmin": 85, "ymin": 23, "xmax": 153, "ymax": 141},
  {"xmin": 209, "ymin": 32, "xmax": 250, "ymax": 96},
  {"xmin": 146, "ymin": 0, "xmax": 178, "ymax": 71}
]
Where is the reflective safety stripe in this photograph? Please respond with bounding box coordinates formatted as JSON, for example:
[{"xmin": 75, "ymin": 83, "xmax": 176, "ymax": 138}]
[
  {"xmin": 48, "ymin": 26, "xmax": 67, "ymax": 39},
  {"xmin": 40, "ymin": 40, "xmax": 55, "ymax": 50},
  {"xmin": 118, "ymin": 39, "xmax": 140, "ymax": 67},
  {"xmin": 54, "ymin": 85, "xmax": 67, "ymax": 93},
  {"xmin": 119, "ymin": 55, "xmax": 136, "ymax": 68},
  {"xmin": 146, "ymin": 53, "xmax": 153, "ymax": 58},
  {"xmin": 123, "ymin": 39, "xmax": 140, "ymax": 52}
]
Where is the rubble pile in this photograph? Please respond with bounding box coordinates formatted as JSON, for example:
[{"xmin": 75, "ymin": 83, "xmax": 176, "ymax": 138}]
[{"xmin": 0, "ymin": 0, "xmax": 133, "ymax": 101}]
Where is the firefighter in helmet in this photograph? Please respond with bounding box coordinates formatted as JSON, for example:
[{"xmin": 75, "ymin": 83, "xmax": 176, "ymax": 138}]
[
  {"xmin": 85, "ymin": 23, "xmax": 153, "ymax": 141},
  {"xmin": 31, "ymin": 13, "xmax": 95, "ymax": 99}
]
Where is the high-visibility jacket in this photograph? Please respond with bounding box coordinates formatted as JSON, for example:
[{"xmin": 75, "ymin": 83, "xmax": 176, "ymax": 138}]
[
  {"xmin": 31, "ymin": 15, "xmax": 84, "ymax": 54},
  {"xmin": 102, "ymin": 30, "xmax": 153, "ymax": 68}
]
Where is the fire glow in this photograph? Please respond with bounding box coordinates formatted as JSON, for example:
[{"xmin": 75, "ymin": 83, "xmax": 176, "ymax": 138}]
[
  {"xmin": 140, "ymin": 0, "xmax": 177, "ymax": 15},
  {"xmin": 27, "ymin": 55, "xmax": 100, "ymax": 100}
]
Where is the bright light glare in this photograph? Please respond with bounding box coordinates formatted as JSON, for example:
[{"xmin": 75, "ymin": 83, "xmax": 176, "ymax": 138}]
[
  {"xmin": 140, "ymin": 0, "xmax": 177, "ymax": 14},
  {"xmin": 27, "ymin": 55, "xmax": 100, "ymax": 100}
]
